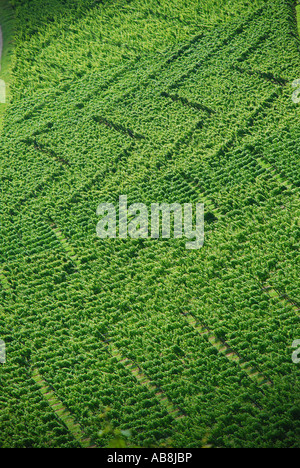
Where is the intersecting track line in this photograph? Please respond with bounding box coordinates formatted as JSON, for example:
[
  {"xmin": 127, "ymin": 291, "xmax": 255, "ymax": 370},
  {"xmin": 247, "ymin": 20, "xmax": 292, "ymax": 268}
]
[
  {"xmin": 107, "ymin": 343, "xmax": 186, "ymax": 421},
  {"xmin": 167, "ymin": 24, "xmax": 270, "ymax": 92},
  {"xmin": 212, "ymin": 90, "xmax": 283, "ymax": 161},
  {"xmin": 99, "ymin": 6, "xmax": 266, "ymax": 108},
  {"xmin": 149, "ymin": 91, "xmax": 286, "ymax": 393},
  {"xmin": 180, "ymin": 311, "xmax": 273, "ymax": 388},
  {"xmin": 49, "ymin": 221, "xmax": 81, "ymax": 270},
  {"xmin": 32, "ymin": 368, "xmax": 96, "ymax": 448},
  {"xmin": 263, "ymin": 283, "xmax": 300, "ymax": 315},
  {"xmin": 92, "ymin": 115, "xmax": 146, "ymax": 140},
  {"xmin": 9, "ymin": 87, "xmax": 284, "ymax": 220},
  {"xmin": 9, "ymin": 7, "xmax": 271, "ymax": 210},
  {"xmin": 7, "ymin": 138, "xmax": 136, "ymax": 216},
  {"xmin": 152, "ymin": 91, "xmax": 284, "ymax": 224},
  {"xmin": 8, "ymin": 167, "xmax": 65, "ymax": 215},
  {"xmin": 12, "ymin": 6, "xmax": 265, "ymax": 135},
  {"xmin": 255, "ymin": 156, "xmax": 295, "ymax": 191},
  {"xmin": 160, "ymin": 91, "xmax": 215, "ymax": 115},
  {"xmin": 25, "ymin": 138, "xmax": 71, "ymax": 166},
  {"xmin": 60, "ymin": 141, "xmax": 136, "ymax": 206},
  {"xmin": 230, "ymin": 64, "xmax": 289, "ymax": 87}
]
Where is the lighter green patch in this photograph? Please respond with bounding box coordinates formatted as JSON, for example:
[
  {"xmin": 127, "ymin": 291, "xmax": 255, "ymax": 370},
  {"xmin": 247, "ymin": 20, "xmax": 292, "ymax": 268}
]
[
  {"xmin": 0, "ymin": 0, "xmax": 15, "ymax": 130},
  {"xmin": 296, "ymin": 3, "xmax": 300, "ymax": 38}
]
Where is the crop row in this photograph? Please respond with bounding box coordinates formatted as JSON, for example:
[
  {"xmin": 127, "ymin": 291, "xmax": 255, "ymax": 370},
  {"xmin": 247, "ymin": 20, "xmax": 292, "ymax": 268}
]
[
  {"xmin": 1, "ymin": 239, "xmax": 298, "ymax": 447},
  {"xmin": 1, "ymin": 39, "xmax": 299, "ymax": 217},
  {"xmin": 10, "ymin": 0, "xmax": 272, "ymax": 99}
]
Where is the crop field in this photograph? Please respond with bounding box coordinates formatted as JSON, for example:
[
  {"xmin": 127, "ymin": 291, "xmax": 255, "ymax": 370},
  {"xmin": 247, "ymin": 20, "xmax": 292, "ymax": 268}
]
[{"xmin": 0, "ymin": 0, "xmax": 299, "ymax": 449}]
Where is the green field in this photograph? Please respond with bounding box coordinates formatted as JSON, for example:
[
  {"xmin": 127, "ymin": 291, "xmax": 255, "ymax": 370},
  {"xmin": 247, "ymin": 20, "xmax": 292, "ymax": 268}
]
[{"xmin": 0, "ymin": 0, "xmax": 299, "ymax": 448}]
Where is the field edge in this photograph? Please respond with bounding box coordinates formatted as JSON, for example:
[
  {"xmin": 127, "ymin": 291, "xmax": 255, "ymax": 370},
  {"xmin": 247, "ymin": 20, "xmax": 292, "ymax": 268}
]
[{"xmin": 0, "ymin": 0, "xmax": 15, "ymax": 131}]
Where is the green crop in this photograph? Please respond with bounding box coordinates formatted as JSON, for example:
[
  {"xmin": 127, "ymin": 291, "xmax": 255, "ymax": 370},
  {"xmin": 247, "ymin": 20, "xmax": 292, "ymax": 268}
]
[{"xmin": 0, "ymin": 0, "xmax": 299, "ymax": 449}]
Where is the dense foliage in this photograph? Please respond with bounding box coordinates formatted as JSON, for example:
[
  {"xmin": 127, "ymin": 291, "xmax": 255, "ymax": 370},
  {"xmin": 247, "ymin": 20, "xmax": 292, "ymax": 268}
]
[{"xmin": 0, "ymin": 0, "xmax": 299, "ymax": 448}]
